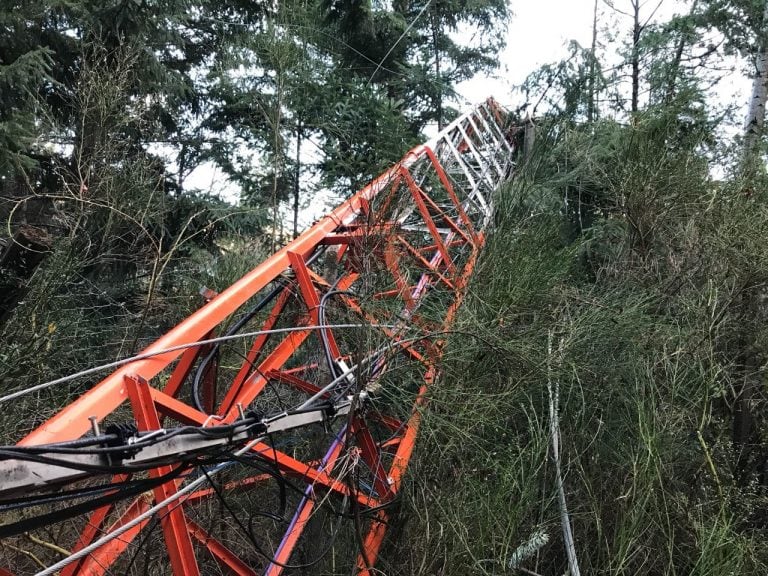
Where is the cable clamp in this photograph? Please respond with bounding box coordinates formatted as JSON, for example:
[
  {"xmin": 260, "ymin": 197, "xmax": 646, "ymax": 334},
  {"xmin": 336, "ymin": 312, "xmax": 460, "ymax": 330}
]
[
  {"xmin": 346, "ymin": 390, "xmax": 369, "ymax": 406},
  {"xmin": 244, "ymin": 410, "xmax": 268, "ymax": 437},
  {"xmin": 323, "ymin": 402, "xmax": 337, "ymax": 420},
  {"xmin": 103, "ymin": 423, "xmax": 140, "ymax": 461}
]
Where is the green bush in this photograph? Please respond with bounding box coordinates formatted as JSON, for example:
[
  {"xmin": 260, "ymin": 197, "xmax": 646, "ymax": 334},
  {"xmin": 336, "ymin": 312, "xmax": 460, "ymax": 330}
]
[{"xmin": 385, "ymin": 112, "xmax": 768, "ymax": 575}]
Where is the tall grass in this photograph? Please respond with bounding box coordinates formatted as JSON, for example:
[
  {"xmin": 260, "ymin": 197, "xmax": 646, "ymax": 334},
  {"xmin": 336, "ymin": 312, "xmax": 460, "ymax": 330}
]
[{"xmin": 382, "ymin": 110, "xmax": 768, "ymax": 575}]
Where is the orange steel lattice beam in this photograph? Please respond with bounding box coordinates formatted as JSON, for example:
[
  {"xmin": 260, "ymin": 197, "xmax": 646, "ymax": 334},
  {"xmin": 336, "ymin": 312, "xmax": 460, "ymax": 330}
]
[{"xmin": 0, "ymin": 98, "xmax": 515, "ymax": 575}]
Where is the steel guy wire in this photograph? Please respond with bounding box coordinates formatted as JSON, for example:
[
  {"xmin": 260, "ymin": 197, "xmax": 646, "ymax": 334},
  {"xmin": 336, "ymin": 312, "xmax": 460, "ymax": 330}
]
[{"xmin": 0, "ymin": 323, "xmax": 401, "ymax": 403}]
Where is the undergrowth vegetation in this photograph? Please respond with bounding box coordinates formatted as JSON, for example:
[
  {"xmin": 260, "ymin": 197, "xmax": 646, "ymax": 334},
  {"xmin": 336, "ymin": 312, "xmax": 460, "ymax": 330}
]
[{"xmin": 386, "ymin": 107, "xmax": 768, "ymax": 575}]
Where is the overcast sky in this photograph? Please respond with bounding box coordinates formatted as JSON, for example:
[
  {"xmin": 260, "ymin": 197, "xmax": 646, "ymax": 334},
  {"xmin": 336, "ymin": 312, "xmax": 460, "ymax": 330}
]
[
  {"xmin": 458, "ymin": 0, "xmax": 595, "ymax": 108},
  {"xmin": 460, "ymin": 0, "xmax": 752, "ymax": 116}
]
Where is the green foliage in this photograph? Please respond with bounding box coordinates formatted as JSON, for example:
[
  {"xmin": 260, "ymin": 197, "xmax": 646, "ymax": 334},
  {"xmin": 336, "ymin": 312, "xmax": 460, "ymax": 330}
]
[
  {"xmin": 520, "ymin": 41, "xmax": 606, "ymax": 121},
  {"xmin": 324, "ymin": 0, "xmax": 509, "ymax": 129},
  {"xmin": 395, "ymin": 0, "xmax": 508, "ymax": 127},
  {"xmin": 318, "ymin": 81, "xmax": 418, "ymax": 193},
  {"xmin": 0, "ymin": 47, "xmax": 54, "ymax": 175},
  {"xmin": 700, "ymin": 0, "xmax": 766, "ymax": 57},
  {"xmin": 385, "ymin": 107, "xmax": 768, "ymax": 575},
  {"xmin": 0, "ymin": 0, "xmax": 510, "ymax": 440},
  {"xmin": 0, "ymin": 43, "xmax": 269, "ymax": 441},
  {"xmin": 13, "ymin": 1, "xmax": 768, "ymax": 574}
]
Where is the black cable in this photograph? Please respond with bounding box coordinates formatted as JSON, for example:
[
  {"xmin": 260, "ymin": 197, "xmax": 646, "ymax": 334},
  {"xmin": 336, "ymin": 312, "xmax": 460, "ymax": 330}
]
[
  {"xmin": 0, "ymin": 449, "xmax": 134, "ymax": 474},
  {"xmin": 82, "ymin": 450, "xmax": 311, "ymax": 574},
  {"xmin": 224, "ymin": 453, "xmax": 288, "ymax": 523},
  {"xmin": 0, "ymin": 399, "xmax": 348, "ymax": 485},
  {"xmin": 192, "ymin": 246, "xmax": 331, "ymax": 413},
  {"xmin": 122, "ymin": 463, "xmax": 257, "ymax": 574},
  {"xmin": 0, "ymin": 418, "xmax": 259, "ymax": 458},
  {"xmin": 319, "ymin": 283, "xmax": 346, "ymax": 380},
  {"xmin": 226, "ymin": 345, "xmax": 289, "ymax": 412},
  {"xmin": 18, "ymin": 434, "xmax": 122, "ymax": 450},
  {"xmin": 229, "ymin": 453, "xmax": 307, "ymax": 502},
  {"xmin": 122, "ymin": 515, "xmax": 161, "ymax": 576},
  {"xmin": 0, "ymin": 440, "xmax": 260, "ymax": 511},
  {"xmin": 192, "ymin": 281, "xmax": 287, "ymax": 413},
  {"xmin": 0, "ymin": 464, "xmax": 189, "ymax": 538},
  {"xmin": 0, "ymin": 477, "xmax": 164, "ymax": 512},
  {"xmin": 0, "ymin": 442, "xmax": 263, "ymax": 537},
  {"xmin": 200, "ymin": 464, "xmax": 347, "ymax": 570}
]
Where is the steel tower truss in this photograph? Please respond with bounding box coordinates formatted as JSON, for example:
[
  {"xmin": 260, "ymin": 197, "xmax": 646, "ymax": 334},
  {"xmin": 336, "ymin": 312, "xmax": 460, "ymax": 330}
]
[{"xmin": 0, "ymin": 98, "xmax": 514, "ymax": 575}]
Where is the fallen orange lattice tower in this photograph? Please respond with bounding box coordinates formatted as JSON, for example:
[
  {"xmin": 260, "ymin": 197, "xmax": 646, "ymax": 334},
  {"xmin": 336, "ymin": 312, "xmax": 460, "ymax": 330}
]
[{"xmin": 0, "ymin": 98, "xmax": 515, "ymax": 575}]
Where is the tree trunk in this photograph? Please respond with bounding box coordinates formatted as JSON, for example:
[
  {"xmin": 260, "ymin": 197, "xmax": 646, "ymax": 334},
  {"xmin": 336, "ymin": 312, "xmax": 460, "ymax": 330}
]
[
  {"xmin": 631, "ymin": 0, "xmax": 641, "ymax": 114},
  {"xmin": 523, "ymin": 118, "xmax": 536, "ymax": 160},
  {"xmin": 271, "ymin": 75, "xmax": 284, "ymax": 252},
  {"xmin": 664, "ymin": 0, "xmax": 698, "ymax": 105},
  {"xmin": 731, "ymin": 285, "xmax": 767, "ymax": 487},
  {"xmin": 293, "ymin": 121, "xmax": 303, "ymax": 239},
  {"xmin": 587, "ymin": 0, "xmax": 599, "ymax": 122},
  {"xmin": 741, "ymin": 1, "xmax": 768, "ymax": 178},
  {"xmin": 664, "ymin": 33, "xmax": 687, "ymax": 104},
  {"xmin": 432, "ymin": 8, "xmax": 443, "ymax": 131}
]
